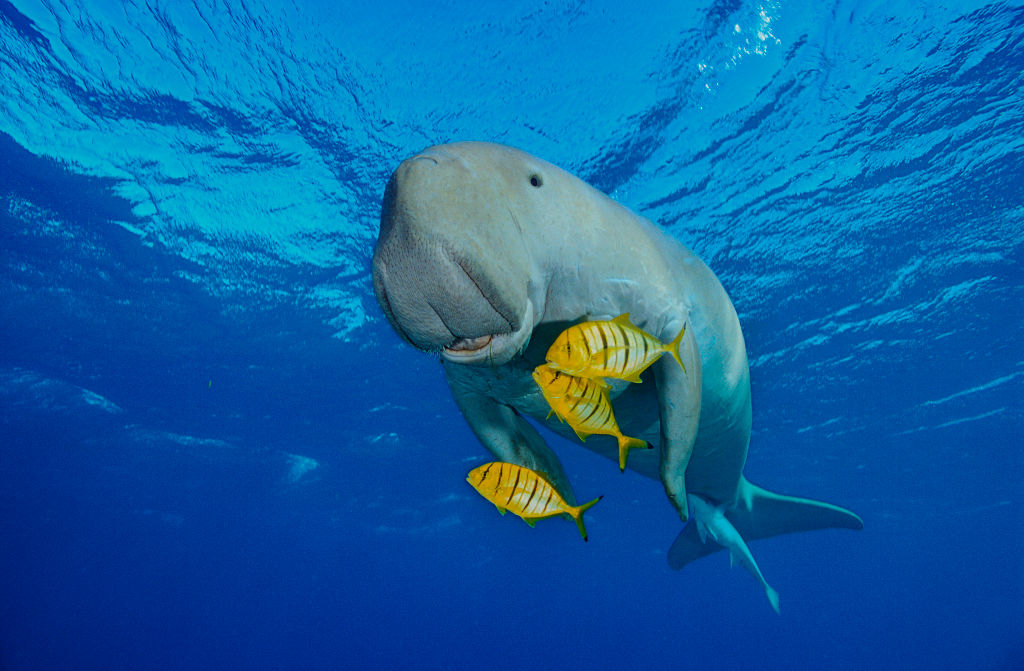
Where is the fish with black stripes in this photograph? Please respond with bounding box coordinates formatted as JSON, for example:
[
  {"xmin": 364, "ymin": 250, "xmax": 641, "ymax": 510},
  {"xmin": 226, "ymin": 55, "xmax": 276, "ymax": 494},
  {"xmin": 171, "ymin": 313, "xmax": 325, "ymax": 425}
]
[
  {"xmin": 545, "ymin": 313, "xmax": 686, "ymax": 383},
  {"xmin": 466, "ymin": 461, "xmax": 602, "ymax": 541},
  {"xmin": 532, "ymin": 363, "xmax": 650, "ymax": 471}
]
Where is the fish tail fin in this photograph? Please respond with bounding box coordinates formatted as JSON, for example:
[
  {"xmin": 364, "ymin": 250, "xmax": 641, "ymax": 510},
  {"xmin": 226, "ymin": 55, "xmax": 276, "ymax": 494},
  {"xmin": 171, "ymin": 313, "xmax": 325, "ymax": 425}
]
[
  {"xmin": 665, "ymin": 323, "xmax": 687, "ymax": 373},
  {"xmin": 616, "ymin": 435, "xmax": 651, "ymax": 472},
  {"xmin": 569, "ymin": 496, "xmax": 603, "ymax": 541},
  {"xmin": 667, "ymin": 478, "xmax": 863, "ymax": 570}
]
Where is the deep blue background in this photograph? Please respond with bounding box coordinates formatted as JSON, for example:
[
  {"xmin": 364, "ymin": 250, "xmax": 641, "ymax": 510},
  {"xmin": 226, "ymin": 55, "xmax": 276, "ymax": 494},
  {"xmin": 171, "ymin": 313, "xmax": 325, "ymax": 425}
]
[{"xmin": 2, "ymin": 1, "xmax": 1022, "ymax": 669}]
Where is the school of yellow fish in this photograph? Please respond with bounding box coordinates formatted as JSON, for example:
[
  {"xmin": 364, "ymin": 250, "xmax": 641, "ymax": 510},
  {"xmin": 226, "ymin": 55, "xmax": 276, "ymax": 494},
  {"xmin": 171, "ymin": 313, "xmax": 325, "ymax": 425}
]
[
  {"xmin": 534, "ymin": 313, "xmax": 685, "ymax": 471},
  {"xmin": 469, "ymin": 314, "xmax": 686, "ymax": 539}
]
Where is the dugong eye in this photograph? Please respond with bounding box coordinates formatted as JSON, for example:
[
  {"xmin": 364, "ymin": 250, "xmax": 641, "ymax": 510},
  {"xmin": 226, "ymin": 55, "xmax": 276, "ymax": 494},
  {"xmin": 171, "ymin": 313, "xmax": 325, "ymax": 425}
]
[{"xmin": 529, "ymin": 174, "xmax": 543, "ymax": 188}]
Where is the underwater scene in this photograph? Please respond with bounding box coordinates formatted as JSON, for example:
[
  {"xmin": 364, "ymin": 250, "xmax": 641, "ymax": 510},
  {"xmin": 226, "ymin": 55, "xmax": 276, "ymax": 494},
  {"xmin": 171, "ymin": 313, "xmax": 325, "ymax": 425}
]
[{"xmin": 1, "ymin": 1, "xmax": 1021, "ymax": 669}]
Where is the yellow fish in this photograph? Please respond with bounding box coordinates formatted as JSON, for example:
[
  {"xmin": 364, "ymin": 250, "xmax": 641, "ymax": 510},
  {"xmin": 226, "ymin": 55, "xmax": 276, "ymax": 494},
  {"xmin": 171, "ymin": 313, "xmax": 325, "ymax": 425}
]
[
  {"xmin": 467, "ymin": 461, "xmax": 602, "ymax": 541},
  {"xmin": 532, "ymin": 364, "xmax": 649, "ymax": 471},
  {"xmin": 545, "ymin": 313, "xmax": 686, "ymax": 383}
]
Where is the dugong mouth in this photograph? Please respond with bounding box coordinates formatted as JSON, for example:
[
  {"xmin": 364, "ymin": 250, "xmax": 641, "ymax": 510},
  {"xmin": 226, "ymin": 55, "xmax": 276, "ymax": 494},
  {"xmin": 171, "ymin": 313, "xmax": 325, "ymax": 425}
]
[
  {"xmin": 445, "ymin": 335, "xmax": 493, "ymax": 355},
  {"xmin": 440, "ymin": 300, "xmax": 535, "ymax": 365}
]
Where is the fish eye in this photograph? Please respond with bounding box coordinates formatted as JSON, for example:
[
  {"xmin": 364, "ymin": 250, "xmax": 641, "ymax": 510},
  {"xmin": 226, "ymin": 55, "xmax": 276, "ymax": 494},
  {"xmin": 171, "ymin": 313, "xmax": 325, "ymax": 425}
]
[{"xmin": 529, "ymin": 174, "xmax": 543, "ymax": 188}]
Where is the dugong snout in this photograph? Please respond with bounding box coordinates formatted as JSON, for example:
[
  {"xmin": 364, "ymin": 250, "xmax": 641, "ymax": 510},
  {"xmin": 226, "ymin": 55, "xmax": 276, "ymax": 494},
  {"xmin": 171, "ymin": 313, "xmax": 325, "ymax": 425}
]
[
  {"xmin": 373, "ymin": 234, "xmax": 518, "ymax": 352},
  {"xmin": 373, "ymin": 146, "xmax": 535, "ymax": 363}
]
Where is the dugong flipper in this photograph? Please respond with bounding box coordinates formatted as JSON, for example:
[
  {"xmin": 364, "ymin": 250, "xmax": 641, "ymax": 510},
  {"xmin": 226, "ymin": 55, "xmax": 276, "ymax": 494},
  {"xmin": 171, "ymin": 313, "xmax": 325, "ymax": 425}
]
[{"xmin": 372, "ymin": 142, "xmax": 862, "ymax": 603}]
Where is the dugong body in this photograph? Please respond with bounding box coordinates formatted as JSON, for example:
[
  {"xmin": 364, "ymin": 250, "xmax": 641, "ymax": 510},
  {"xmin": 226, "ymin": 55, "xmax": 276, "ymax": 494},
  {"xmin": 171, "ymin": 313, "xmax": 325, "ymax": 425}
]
[{"xmin": 372, "ymin": 142, "xmax": 861, "ymax": 587}]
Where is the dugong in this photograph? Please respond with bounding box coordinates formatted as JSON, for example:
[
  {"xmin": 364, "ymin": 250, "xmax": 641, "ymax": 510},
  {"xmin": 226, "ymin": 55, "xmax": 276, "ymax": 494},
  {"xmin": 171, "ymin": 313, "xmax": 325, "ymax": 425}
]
[{"xmin": 372, "ymin": 142, "xmax": 862, "ymax": 604}]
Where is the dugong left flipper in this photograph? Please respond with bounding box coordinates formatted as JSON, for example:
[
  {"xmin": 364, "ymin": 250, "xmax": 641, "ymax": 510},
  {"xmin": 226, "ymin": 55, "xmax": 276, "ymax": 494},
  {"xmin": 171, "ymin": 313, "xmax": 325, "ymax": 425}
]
[
  {"xmin": 372, "ymin": 141, "xmax": 862, "ymax": 603},
  {"xmin": 448, "ymin": 375, "xmax": 580, "ymax": 504}
]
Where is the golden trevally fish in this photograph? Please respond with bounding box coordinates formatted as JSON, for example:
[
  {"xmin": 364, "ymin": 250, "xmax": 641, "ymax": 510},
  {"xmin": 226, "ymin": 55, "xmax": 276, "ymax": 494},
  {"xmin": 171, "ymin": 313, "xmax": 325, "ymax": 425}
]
[
  {"xmin": 545, "ymin": 313, "xmax": 686, "ymax": 383},
  {"xmin": 532, "ymin": 363, "xmax": 649, "ymax": 471},
  {"xmin": 467, "ymin": 461, "xmax": 602, "ymax": 541}
]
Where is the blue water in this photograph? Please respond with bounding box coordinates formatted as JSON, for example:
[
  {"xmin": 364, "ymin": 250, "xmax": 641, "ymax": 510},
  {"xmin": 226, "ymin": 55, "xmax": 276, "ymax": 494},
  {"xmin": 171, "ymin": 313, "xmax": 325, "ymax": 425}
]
[{"xmin": 1, "ymin": 1, "xmax": 1022, "ymax": 669}]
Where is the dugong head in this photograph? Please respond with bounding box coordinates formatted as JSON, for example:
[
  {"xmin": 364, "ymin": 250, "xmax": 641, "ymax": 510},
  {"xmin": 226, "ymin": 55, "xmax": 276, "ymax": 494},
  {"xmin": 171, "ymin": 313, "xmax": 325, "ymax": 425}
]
[{"xmin": 372, "ymin": 142, "xmax": 554, "ymax": 365}]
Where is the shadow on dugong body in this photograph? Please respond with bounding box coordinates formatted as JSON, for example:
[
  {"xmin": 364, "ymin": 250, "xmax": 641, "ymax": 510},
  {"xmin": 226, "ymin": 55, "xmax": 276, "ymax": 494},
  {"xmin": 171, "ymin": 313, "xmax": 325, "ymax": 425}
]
[{"xmin": 372, "ymin": 141, "xmax": 862, "ymax": 611}]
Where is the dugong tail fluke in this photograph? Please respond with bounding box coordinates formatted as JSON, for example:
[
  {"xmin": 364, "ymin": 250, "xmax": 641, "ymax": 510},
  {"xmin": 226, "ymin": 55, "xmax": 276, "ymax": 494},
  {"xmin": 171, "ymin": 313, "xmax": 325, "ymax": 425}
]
[
  {"xmin": 672, "ymin": 481, "xmax": 863, "ymax": 611},
  {"xmin": 763, "ymin": 582, "xmax": 781, "ymax": 615},
  {"xmin": 686, "ymin": 492, "xmax": 783, "ymax": 614},
  {"xmin": 670, "ymin": 479, "xmax": 864, "ymax": 570},
  {"xmin": 733, "ymin": 542, "xmax": 781, "ymax": 614}
]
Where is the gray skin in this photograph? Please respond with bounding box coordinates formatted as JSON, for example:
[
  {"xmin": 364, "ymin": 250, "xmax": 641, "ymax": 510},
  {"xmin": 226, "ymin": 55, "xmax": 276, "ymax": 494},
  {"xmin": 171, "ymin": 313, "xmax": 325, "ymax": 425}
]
[{"xmin": 373, "ymin": 142, "xmax": 861, "ymax": 570}]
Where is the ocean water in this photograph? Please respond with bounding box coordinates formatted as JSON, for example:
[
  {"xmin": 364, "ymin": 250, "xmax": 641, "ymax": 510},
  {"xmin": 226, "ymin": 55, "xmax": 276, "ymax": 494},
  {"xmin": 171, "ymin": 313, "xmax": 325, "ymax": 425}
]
[{"xmin": 1, "ymin": 0, "xmax": 1022, "ymax": 669}]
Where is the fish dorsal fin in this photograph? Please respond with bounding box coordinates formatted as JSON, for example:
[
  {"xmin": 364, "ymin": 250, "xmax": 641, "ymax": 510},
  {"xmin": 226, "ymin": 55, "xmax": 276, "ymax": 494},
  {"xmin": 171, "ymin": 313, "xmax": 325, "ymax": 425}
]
[{"xmin": 612, "ymin": 313, "xmax": 632, "ymax": 326}]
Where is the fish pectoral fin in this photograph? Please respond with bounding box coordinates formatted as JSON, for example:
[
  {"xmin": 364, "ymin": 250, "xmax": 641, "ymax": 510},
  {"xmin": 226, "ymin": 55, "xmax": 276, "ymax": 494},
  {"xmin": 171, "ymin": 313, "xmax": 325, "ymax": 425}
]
[
  {"xmin": 563, "ymin": 388, "xmax": 594, "ymax": 402},
  {"xmin": 547, "ymin": 407, "xmax": 568, "ymax": 424}
]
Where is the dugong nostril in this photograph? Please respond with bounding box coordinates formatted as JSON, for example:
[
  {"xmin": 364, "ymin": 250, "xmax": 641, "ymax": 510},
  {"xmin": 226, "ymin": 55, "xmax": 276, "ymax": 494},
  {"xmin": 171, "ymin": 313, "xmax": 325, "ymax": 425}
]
[{"xmin": 410, "ymin": 154, "xmax": 439, "ymax": 165}]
